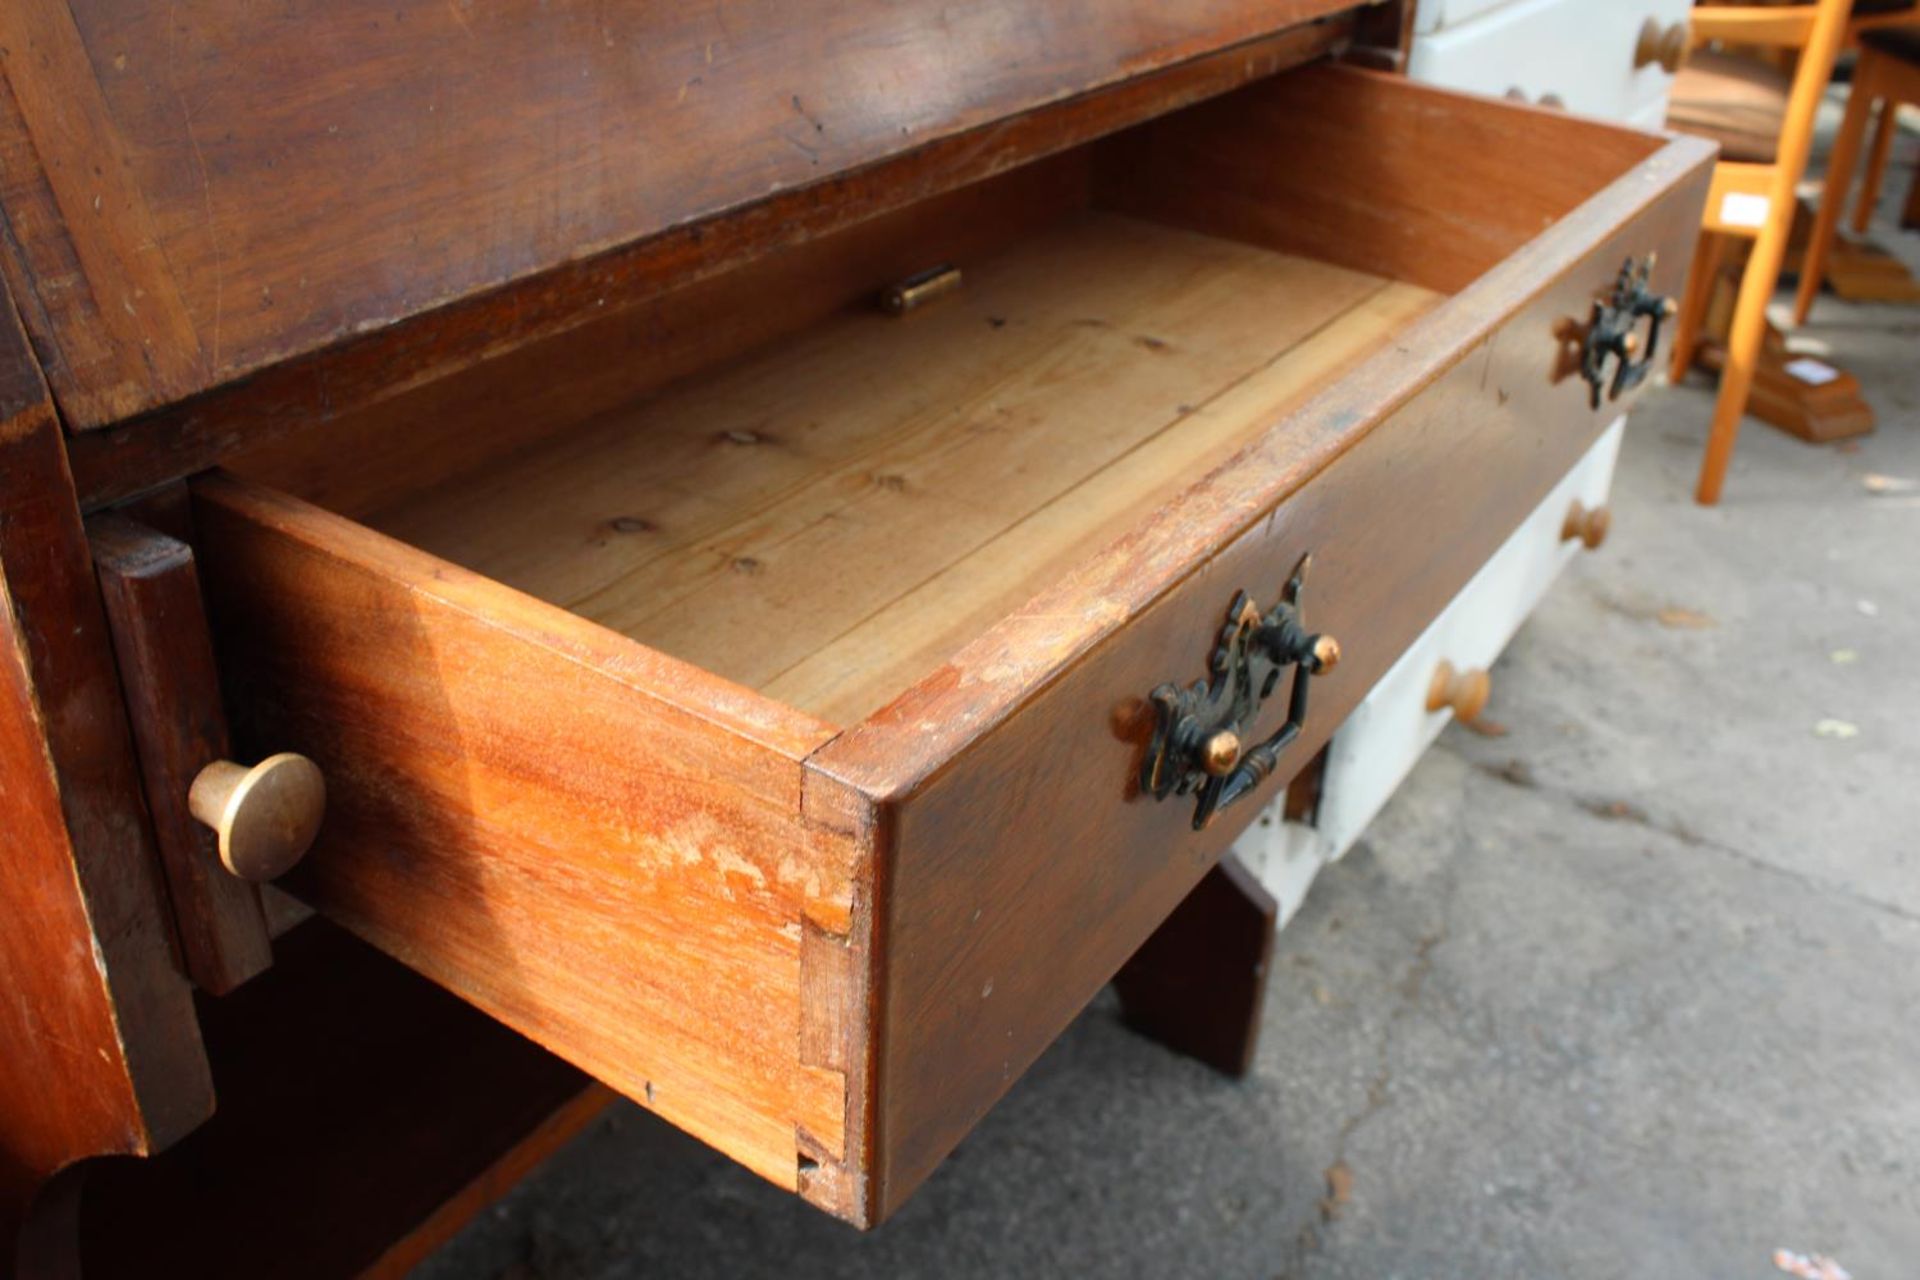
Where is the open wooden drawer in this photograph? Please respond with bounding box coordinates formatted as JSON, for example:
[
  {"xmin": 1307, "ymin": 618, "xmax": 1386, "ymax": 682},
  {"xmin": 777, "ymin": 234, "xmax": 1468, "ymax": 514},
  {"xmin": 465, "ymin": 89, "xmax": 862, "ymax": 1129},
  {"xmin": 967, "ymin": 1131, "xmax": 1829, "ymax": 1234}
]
[{"xmin": 182, "ymin": 66, "xmax": 1711, "ymax": 1226}]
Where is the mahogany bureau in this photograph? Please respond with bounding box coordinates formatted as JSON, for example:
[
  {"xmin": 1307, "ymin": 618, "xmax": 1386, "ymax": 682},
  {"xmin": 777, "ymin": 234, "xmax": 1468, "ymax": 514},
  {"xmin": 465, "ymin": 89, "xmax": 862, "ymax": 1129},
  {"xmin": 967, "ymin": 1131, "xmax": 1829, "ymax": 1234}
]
[{"xmin": 0, "ymin": 1, "xmax": 1711, "ymax": 1271}]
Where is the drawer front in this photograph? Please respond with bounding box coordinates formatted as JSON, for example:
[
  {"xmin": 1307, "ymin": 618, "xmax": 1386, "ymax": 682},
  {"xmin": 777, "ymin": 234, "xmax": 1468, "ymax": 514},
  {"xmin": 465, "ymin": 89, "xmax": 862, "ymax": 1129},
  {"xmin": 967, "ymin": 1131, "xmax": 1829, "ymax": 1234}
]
[
  {"xmin": 1409, "ymin": 0, "xmax": 1694, "ymax": 124},
  {"xmin": 816, "ymin": 92, "xmax": 1711, "ymax": 1216},
  {"xmin": 1311, "ymin": 416, "xmax": 1624, "ymax": 863}
]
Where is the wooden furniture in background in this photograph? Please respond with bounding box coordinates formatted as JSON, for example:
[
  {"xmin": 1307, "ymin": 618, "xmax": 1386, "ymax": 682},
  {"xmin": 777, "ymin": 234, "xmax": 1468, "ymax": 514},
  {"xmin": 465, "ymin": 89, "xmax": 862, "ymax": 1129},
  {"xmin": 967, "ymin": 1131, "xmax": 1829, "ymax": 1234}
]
[
  {"xmin": 1664, "ymin": 0, "xmax": 1854, "ymax": 504},
  {"xmin": 1692, "ymin": 234, "xmax": 1878, "ymax": 439},
  {"xmin": 1793, "ymin": 28, "xmax": 1920, "ymax": 318},
  {"xmin": 1844, "ymin": 0, "xmax": 1920, "ymax": 46},
  {"xmin": 1407, "ymin": 0, "xmax": 1695, "ymax": 129}
]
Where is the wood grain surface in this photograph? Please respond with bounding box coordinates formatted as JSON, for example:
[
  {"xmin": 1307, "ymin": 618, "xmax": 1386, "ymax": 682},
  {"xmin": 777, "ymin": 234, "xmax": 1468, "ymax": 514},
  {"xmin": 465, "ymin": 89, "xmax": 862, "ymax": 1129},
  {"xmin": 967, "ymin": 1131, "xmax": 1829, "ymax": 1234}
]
[
  {"xmin": 55, "ymin": 19, "xmax": 1352, "ymax": 514},
  {"xmin": 189, "ymin": 472, "xmax": 861, "ymax": 1206},
  {"xmin": 0, "ymin": 0, "xmax": 1356, "ymax": 434},
  {"xmin": 1097, "ymin": 62, "xmax": 1663, "ymax": 294},
  {"xmin": 0, "ymin": 286, "xmax": 210, "ymax": 1266},
  {"xmin": 373, "ymin": 215, "xmax": 1432, "ymax": 724},
  {"xmin": 89, "ymin": 514, "xmax": 273, "ymax": 995}
]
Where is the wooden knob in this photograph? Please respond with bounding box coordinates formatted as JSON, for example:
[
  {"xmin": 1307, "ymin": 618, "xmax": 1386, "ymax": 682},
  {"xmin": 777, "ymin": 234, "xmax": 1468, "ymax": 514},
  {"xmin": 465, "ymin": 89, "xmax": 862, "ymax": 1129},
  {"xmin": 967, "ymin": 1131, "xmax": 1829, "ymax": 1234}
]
[
  {"xmin": 188, "ymin": 753, "xmax": 326, "ymax": 882},
  {"xmin": 1427, "ymin": 661, "xmax": 1491, "ymax": 723},
  {"xmin": 1562, "ymin": 500, "xmax": 1611, "ymax": 550},
  {"xmin": 1636, "ymin": 18, "xmax": 1688, "ymax": 73},
  {"xmin": 1201, "ymin": 730, "xmax": 1242, "ymax": 777}
]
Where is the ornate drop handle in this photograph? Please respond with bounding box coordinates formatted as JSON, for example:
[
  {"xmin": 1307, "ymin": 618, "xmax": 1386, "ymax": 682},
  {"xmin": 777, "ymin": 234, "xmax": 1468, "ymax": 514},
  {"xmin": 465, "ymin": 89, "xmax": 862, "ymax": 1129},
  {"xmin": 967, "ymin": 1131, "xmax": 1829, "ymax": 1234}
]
[
  {"xmin": 1580, "ymin": 256, "xmax": 1676, "ymax": 410},
  {"xmin": 1140, "ymin": 554, "xmax": 1340, "ymax": 831}
]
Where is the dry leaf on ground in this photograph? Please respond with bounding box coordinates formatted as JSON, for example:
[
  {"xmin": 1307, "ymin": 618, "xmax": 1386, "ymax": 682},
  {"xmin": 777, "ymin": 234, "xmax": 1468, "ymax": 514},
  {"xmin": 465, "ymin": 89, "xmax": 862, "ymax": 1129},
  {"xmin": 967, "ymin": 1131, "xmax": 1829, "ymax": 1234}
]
[
  {"xmin": 1863, "ymin": 473, "xmax": 1918, "ymax": 495},
  {"xmin": 1319, "ymin": 1162, "xmax": 1353, "ymax": 1222},
  {"xmin": 1657, "ymin": 606, "xmax": 1715, "ymax": 630}
]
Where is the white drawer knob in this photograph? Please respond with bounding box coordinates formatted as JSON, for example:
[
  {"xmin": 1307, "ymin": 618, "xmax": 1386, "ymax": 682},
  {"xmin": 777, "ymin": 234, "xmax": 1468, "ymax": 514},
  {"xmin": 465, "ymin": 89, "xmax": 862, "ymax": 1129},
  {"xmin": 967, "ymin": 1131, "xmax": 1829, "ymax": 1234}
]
[{"xmin": 1427, "ymin": 661, "xmax": 1492, "ymax": 723}]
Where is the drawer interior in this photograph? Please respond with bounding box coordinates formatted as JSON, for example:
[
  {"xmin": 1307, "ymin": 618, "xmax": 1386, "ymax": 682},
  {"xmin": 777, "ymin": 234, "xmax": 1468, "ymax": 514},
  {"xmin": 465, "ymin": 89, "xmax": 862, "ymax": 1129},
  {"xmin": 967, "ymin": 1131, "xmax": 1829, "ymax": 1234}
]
[
  {"xmin": 374, "ymin": 217, "xmax": 1436, "ymax": 725},
  {"xmin": 228, "ymin": 65, "xmax": 1663, "ymax": 729}
]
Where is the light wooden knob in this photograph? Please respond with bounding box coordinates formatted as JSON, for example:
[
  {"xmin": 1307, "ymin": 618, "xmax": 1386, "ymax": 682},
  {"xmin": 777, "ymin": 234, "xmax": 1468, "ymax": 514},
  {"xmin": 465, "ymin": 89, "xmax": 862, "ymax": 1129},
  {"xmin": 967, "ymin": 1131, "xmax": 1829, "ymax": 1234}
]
[
  {"xmin": 1636, "ymin": 18, "xmax": 1688, "ymax": 73},
  {"xmin": 1562, "ymin": 500, "xmax": 1611, "ymax": 550},
  {"xmin": 188, "ymin": 753, "xmax": 326, "ymax": 882},
  {"xmin": 1201, "ymin": 730, "xmax": 1242, "ymax": 777},
  {"xmin": 1427, "ymin": 661, "xmax": 1491, "ymax": 723}
]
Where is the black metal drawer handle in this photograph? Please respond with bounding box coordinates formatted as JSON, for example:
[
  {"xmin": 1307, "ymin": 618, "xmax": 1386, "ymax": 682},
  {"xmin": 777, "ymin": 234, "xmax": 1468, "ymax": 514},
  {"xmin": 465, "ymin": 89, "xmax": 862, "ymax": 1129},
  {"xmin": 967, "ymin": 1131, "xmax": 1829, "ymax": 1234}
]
[
  {"xmin": 1580, "ymin": 256, "xmax": 1676, "ymax": 409},
  {"xmin": 1140, "ymin": 555, "xmax": 1340, "ymax": 831}
]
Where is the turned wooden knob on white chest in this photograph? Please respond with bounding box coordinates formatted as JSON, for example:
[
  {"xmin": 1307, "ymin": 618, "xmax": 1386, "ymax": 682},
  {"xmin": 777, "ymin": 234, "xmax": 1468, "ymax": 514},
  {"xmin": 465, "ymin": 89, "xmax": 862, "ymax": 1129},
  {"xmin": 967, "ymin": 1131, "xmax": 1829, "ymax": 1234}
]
[
  {"xmin": 188, "ymin": 753, "xmax": 327, "ymax": 882},
  {"xmin": 1562, "ymin": 500, "xmax": 1612, "ymax": 550},
  {"xmin": 1635, "ymin": 18, "xmax": 1688, "ymax": 74},
  {"xmin": 1427, "ymin": 661, "xmax": 1492, "ymax": 723}
]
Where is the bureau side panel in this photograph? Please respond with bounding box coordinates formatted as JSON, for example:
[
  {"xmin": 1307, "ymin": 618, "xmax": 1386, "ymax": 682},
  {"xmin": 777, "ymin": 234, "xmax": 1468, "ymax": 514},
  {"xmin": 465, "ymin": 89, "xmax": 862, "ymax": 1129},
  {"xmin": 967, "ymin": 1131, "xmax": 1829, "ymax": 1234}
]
[{"xmin": 0, "ymin": 292, "xmax": 209, "ymax": 1259}]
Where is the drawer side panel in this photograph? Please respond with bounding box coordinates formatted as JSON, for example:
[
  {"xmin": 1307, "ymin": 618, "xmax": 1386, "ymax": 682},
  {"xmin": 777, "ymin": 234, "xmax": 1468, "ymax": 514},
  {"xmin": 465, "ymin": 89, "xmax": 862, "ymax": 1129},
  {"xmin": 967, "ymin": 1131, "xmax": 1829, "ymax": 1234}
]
[{"xmin": 190, "ymin": 474, "xmax": 853, "ymax": 1195}]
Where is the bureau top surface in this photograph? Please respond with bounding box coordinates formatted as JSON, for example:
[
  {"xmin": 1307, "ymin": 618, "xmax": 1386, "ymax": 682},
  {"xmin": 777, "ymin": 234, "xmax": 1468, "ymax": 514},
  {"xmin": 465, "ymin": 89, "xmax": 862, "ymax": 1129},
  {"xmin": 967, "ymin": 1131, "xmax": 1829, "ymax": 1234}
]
[{"xmin": 0, "ymin": 0, "xmax": 1360, "ymax": 433}]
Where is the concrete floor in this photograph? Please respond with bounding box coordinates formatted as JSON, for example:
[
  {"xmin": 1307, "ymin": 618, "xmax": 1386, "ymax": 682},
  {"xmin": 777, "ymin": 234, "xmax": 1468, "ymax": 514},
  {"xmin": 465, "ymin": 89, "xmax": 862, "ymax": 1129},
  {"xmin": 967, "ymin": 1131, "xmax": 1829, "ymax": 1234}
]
[{"xmin": 418, "ymin": 120, "xmax": 1920, "ymax": 1280}]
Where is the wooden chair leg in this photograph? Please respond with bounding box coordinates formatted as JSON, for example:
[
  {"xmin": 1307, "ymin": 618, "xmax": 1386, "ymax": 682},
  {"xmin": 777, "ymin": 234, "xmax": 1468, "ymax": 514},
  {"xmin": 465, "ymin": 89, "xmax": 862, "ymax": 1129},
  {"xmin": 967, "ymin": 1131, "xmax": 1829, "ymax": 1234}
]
[
  {"xmin": 1698, "ymin": 210, "xmax": 1795, "ymax": 505},
  {"xmin": 1853, "ymin": 97, "xmax": 1897, "ymax": 234},
  {"xmin": 1112, "ymin": 855, "xmax": 1276, "ymax": 1077},
  {"xmin": 1793, "ymin": 59, "xmax": 1879, "ymax": 324},
  {"xmin": 1668, "ymin": 230, "xmax": 1725, "ymax": 382}
]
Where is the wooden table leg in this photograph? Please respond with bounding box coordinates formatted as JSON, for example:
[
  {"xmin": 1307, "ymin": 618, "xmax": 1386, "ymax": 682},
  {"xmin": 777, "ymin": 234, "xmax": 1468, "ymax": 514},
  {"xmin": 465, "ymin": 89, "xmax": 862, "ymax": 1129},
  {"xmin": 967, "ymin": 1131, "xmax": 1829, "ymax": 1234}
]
[{"xmin": 1112, "ymin": 855, "xmax": 1277, "ymax": 1077}]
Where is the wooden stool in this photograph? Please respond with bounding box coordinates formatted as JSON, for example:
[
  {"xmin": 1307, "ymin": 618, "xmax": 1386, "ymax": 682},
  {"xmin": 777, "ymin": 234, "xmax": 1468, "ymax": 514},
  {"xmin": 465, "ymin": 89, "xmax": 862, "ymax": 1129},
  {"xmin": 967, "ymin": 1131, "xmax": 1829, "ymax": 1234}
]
[{"xmin": 1793, "ymin": 27, "xmax": 1920, "ymax": 320}]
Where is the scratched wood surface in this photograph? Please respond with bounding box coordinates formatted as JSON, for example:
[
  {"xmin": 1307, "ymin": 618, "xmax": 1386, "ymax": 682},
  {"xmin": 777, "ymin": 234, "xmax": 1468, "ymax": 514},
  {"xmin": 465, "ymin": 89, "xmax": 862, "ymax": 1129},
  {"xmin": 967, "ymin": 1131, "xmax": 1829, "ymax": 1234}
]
[
  {"xmin": 89, "ymin": 514, "xmax": 275, "ymax": 996},
  {"xmin": 374, "ymin": 214, "xmax": 1437, "ymax": 725},
  {"xmin": 189, "ymin": 472, "xmax": 864, "ymax": 1209},
  {"xmin": 0, "ymin": 0, "xmax": 1355, "ymax": 433},
  {"xmin": 0, "ymin": 284, "xmax": 211, "ymax": 1266},
  {"xmin": 55, "ymin": 19, "xmax": 1354, "ymax": 514}
]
